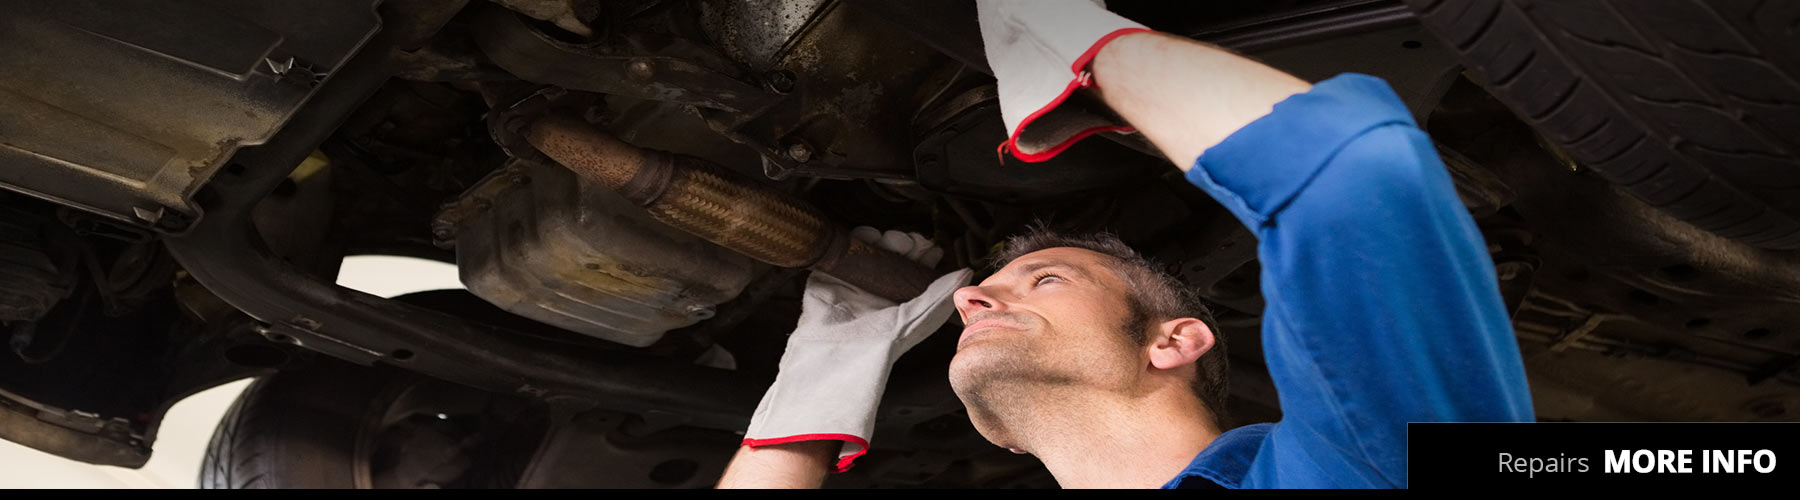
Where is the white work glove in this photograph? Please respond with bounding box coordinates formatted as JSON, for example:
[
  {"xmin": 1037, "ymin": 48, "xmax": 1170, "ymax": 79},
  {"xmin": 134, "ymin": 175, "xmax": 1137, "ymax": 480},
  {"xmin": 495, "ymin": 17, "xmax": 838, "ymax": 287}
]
[
  {"xmin": 978, "ymin": 0, "xmax": 1151, "ymax": 162},
  {"xmin": 741, "ymin": 227, "xmax": 972, "ymax": 472}
]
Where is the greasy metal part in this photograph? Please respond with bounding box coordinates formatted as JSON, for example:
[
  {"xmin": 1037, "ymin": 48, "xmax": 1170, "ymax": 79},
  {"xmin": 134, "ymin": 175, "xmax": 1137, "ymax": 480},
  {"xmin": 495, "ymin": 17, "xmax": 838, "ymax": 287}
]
[
  {"xmin": 523, "ymin": 114, "xmax": 830, "ymax": 268},
  {"xmin": 165, "ymin": 14, "xmax": 765, "ymax": 432},
  {"xmin": 436, "ymin": 160, "xmax": 760, "ymax": 348},
  {"xmin": 472, "ymin": 5, "xmax": 782, "ymax": 116},
  {"xmin": 840, "ymin": 0, "xmax": 987, "ymax": 74},
  {"xmin": 0, "ymin": 0, "xmax": 382, "ymax": 233},
  {"xmin": 0, "ymin": 387, "xmax": 145, "ymax": 467},
  {"xmin": 383, "ymin": 0, "xmax": 478, "ymax": 51},
  {"xmin": 492, "ymin": 0, "xmax": 597, "ymax": 38},
  {"xmin": 525, "ymin": 114, "xmax": 941, "ymax": 303},
  {"xmin": 703, "ymin": 0, "xmax": 956, "ymax": 181},
  {"xmin": 380, "ymin": 0, "xmax": 504, "ymax": 81},
  {"xmin": 698, "ymin": 0, "xmax": 832, "ymax": 73},
  {"xmin": 653, "ymin": 157, "xmax": 834, "ymax": 268}
]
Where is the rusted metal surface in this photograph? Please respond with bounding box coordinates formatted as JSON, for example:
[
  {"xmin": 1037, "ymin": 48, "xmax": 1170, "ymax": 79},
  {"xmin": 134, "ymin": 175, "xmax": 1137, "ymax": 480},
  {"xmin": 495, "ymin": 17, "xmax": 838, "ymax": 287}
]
[
  {"xmin": 525, "ymin": 115, "xmax": 940, "ymax": 302},
  {"xmin": 438, "ymin": 159, "xmax": 759, "ymax": 348},
  {"xmin": 515, "ymin": 113, "xmax": 654, "ymax": 195},
  {"xmin": 492, "ymin": 0, "xmax": 597, "ymax": 38},
  {"xmin": 526, "ymin": 114, "xmax": 832, "ymax": 269},
  {"xmin": 648, "ymin": 157, "xmax": 832, "ymax": 268},
  {"xmin": 698, "ymin": 0, "xmax": 832, "ymax": 73},
  {"xmin": 720, "ymin": 0, "xmax": 953, "ymax": 181},
  {"xmin": 0, "ymin": 386, "xmax": 145, "ymax": 468},
  {"xmin": 812, "ymin": 236, "xmax": 945, "ymax": 307},
  {"xmin": 471, "ymin": 5, "xmax": 781, "ymax": 116}
]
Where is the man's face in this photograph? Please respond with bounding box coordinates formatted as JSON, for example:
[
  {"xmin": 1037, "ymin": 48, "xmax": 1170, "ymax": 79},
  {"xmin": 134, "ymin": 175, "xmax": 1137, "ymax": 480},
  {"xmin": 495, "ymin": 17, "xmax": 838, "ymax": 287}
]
[{"xmin": 947, "ymin": 247, "xmax": 1147, "ymax": 443}]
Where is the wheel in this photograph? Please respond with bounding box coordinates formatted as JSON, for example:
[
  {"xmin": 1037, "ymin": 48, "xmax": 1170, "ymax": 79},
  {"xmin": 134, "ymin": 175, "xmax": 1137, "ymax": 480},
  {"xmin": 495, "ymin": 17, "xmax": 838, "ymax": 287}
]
[
  {"xmin": 1406, "ymin": 0, "xmax": 1800, "ymax": 249},
  {"xmin": 199, "ymin": 357, "xmax": 549, "ymax": 488}
]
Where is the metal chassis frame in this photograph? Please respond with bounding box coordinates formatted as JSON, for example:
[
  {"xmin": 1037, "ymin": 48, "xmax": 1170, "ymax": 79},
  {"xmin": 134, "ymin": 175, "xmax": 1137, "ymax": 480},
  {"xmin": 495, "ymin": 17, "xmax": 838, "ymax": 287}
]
[{"xmin": 163, "ymin": 18, "xmax": 763, "ymax": 431}]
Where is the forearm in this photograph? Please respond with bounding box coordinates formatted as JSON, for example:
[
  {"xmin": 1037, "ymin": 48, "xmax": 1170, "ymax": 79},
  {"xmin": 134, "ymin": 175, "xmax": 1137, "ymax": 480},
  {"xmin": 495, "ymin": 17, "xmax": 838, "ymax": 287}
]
[
  {"xmin": 716, "ymin": 440, "xmax": 838, "ymax": 489},
  {"xmin": 1089, "ymin": 31, "xmax": 1311, "ymax": 169}
]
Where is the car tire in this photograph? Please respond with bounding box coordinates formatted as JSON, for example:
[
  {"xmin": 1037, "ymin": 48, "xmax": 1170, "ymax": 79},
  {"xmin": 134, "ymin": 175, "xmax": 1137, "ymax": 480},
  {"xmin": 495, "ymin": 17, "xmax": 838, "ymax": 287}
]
[
  {"xmin": 199, "ymin": 357, "xmax": 547, "ymax": 489},
  {"xmin": 200, "ymin": 361, "xmax": 385, "ymax": 489},
  {"xmin": 1406, "ymin": 0, "xmax": 1800, "ymax": 249}
]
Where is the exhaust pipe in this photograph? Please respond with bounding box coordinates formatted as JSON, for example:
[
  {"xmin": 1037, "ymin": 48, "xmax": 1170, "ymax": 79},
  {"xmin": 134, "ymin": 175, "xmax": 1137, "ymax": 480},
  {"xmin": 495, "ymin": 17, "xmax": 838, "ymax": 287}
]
[{"xmin": 524, "ymin": 113, "xmax": 941, "ymax": 303}]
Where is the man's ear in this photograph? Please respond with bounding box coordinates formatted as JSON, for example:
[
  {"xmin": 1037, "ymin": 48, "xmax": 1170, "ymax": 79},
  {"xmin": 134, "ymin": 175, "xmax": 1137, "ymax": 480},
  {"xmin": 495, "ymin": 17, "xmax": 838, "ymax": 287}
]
[{"xmin": 1147, "ymin": 318, "xmax": 1215, "ymax": 371}]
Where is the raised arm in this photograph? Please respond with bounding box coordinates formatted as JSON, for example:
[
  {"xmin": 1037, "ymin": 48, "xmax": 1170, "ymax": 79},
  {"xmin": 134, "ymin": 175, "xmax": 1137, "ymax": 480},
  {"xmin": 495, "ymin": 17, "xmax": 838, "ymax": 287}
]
[
  {"xmin": 1088, "ymin": 32, "xmax": 1535, "ymax": 487},
  {"xmin": 1089, "ymin": 31, "xmax": 1312, "ymax": 169}
]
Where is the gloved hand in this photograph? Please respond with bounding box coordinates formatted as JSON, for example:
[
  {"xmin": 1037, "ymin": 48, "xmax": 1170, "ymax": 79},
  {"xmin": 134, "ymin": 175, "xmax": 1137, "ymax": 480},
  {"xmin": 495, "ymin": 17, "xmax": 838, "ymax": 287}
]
[
  {"xmin": 978, "ymin": 0, "xmax": 1151, "ymax": 162},
  {"xmin": 741, "ymin": 227, "xmax": 973, "ymax": 473}
]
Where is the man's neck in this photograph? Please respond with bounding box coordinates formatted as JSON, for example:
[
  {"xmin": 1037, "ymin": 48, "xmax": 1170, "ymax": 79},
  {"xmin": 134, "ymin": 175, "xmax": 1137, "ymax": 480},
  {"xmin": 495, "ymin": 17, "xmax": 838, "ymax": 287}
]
[{"xmin": 993, "ymin": 386, "xmax": 1221, "ymax": 488}]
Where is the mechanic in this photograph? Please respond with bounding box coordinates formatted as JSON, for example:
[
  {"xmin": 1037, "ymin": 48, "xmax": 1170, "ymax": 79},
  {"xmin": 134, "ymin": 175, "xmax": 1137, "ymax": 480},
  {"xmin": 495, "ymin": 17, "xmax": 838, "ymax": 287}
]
[{"xmin": 716, "ymin": 0, "xmax": 1534, "ymax": 489}]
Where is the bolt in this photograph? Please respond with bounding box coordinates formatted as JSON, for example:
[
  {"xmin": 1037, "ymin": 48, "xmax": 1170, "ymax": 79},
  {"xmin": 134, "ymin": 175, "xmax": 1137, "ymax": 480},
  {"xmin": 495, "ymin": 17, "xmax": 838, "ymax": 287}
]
[
  {"xmin": 686, "ymin": 304, "xmax": 714, "ymax": 319},
  {"xmin": 763, "ymin": 70, "xmax": 797, "ymax": 94},
  {"xmin": 291, "ymin": 316, "xmax": 323, "ymax": 331},
  {"xmin": 626, "ymin": 59, "xmax": 655, "ymax": 81},
  {"xmin": 786, "ymin": 142, "xmax": 813, "ymax": 163}
]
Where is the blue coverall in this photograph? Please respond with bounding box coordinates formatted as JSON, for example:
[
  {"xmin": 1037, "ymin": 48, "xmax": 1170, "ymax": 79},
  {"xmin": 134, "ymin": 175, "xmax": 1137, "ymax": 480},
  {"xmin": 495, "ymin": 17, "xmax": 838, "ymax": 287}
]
[{"xmin": 1160, "ymin": 74, "xmax": 1536, "ymax": 489}]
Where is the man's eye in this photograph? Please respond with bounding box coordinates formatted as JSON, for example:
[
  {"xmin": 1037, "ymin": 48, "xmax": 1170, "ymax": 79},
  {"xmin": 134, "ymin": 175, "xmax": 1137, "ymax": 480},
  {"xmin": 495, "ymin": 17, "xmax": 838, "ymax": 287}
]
[{"xmin": 1032, "ymin": 273, "xmax": 1063, "ymax": 286}]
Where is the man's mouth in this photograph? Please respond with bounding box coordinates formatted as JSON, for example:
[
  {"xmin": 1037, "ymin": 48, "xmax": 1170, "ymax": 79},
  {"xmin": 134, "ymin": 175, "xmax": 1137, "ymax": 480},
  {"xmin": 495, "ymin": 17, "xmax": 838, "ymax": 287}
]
[{"xmin": 958, "ymin": 318, "xmax": 1021, "ymax": 348}]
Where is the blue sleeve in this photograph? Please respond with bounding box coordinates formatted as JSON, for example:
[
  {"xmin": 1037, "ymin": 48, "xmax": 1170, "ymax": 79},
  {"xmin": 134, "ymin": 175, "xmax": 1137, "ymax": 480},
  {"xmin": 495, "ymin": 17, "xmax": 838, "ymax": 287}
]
[{"xmin": 1181, "ymin": 74, "xmax": 1535, "ymax": 488}]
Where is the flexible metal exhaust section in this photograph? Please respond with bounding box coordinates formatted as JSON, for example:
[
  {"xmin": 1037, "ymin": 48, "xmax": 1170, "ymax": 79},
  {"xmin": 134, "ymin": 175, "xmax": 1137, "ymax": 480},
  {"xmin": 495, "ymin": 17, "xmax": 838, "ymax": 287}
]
[{"xmin": 525, "ymin": 113, "xmax": 940, "ymax": 303}]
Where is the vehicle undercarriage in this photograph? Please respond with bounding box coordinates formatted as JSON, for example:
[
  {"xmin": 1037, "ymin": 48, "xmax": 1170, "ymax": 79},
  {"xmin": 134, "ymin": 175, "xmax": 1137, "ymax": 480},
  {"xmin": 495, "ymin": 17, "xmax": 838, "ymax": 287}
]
[{"xmin": 1, "ymin": 0, "xmax": 1796, "ymax": 488}]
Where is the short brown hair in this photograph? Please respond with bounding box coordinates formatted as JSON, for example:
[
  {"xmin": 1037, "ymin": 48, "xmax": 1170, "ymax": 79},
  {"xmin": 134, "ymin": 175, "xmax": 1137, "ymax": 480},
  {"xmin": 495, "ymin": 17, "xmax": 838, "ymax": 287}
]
[{"xmin": 992, "ymin": 227, "xmax": 1230, "ymax": 428}]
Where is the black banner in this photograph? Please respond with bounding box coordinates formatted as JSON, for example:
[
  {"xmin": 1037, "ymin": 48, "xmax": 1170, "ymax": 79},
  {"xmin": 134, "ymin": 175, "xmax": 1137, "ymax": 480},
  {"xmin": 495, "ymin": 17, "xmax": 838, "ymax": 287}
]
[{"xmin": 1410, "ymin": 423, "xmax": 1800, "ymax": 489}]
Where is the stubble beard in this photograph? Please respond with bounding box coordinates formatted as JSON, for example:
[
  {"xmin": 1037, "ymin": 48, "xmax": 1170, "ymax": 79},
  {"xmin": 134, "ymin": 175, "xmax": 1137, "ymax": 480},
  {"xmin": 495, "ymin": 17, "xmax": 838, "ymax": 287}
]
[{"xmin": 948, "ymin": 318, "xmax": 1101, "ymax": 447}]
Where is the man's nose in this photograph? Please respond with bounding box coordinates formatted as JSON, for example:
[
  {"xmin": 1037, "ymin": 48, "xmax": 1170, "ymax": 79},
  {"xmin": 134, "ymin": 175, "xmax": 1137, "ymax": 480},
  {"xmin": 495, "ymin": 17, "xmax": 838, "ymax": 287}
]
[{"xmin": 953, "ymin": 285, "xmax": 1005, "ymax": 321}]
